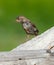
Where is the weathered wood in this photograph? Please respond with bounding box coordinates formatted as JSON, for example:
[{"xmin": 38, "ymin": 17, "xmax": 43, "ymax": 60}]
[
  {"xmin": 0, "ymin": 50, "xmax": 54, "ymax": 62},
  {"xmin": 0, "ymin": 27, "xmax": 54, "ymax": 65}
]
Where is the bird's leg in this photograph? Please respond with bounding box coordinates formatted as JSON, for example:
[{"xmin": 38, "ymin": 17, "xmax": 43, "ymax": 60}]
[{"xmin": 26, "ymin": 35, "xmax": 30, "ymax": 41}]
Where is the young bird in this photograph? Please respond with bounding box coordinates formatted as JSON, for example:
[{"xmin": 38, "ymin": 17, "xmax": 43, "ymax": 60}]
[{"xmin": 16, "ymin": 16, "xmax": 39, "ymax": 39}]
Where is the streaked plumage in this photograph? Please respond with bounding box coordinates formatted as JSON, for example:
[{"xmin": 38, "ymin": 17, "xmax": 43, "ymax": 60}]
[{"xmin": 16, "ymin": 16, "xmax": 39, "ymax": 36}]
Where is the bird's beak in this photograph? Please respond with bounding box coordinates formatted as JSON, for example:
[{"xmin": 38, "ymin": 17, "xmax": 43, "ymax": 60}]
[{"xmin": 16, "ymin": 19, "xmax": 20, "ymax": 22}]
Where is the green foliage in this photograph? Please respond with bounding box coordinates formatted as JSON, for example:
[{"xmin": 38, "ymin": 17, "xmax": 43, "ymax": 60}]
[{"xmin": 0, "ymin": 0, "xmax": 54, "ymax": 51}]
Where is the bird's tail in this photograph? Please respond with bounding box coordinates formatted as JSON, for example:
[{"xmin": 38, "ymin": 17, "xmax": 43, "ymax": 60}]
[{"xmin": 34, "ymin": 29, "xmax": 39, "ymax": 36}]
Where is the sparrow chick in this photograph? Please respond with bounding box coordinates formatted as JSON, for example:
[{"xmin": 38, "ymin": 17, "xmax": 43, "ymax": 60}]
[{"xmin": 16, "ymin": 16, "xmax": 39, "ymax": 38}]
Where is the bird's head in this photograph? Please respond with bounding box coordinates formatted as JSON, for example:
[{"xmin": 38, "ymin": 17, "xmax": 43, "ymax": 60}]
[{"xmin": 16, "ymin": 16, "xmax": 27, "ymax": 23}]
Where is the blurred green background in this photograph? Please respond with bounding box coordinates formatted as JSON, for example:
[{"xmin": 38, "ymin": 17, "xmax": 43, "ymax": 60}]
[{"xmin": 0, "ymin": 0, "xmax": 54, "ymax": 51}]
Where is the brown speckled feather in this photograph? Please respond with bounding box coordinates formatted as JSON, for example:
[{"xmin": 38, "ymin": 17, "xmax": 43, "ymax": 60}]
[{"xmin": 16, "ymin": 16, "xmax": 39, "ymax": 36}]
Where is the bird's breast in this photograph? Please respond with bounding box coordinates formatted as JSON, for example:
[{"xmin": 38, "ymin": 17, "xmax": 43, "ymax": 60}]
[{"xmin": 22, "ymin": 22, "xmax": 31, "ymax": 29}]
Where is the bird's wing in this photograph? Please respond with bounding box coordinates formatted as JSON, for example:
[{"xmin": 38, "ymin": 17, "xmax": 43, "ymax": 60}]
[
  {"xmin": 31, "ymin": 23, "xmax": 39, "ymax": 33},
  {"xmin": 32, "ymin": 24, "xmax": 36, "ymax": 28},
  {"xmin": 28, "ymin": 21, "xmax": 36, "ymax": 27}
]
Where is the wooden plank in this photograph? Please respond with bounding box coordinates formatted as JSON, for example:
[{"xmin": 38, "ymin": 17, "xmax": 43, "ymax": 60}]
[{"xmin": 0, "ymin": 50, "xmax": 54, "ymax": 62}]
